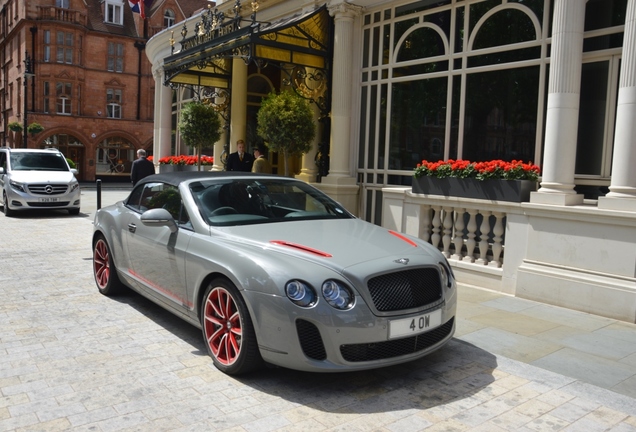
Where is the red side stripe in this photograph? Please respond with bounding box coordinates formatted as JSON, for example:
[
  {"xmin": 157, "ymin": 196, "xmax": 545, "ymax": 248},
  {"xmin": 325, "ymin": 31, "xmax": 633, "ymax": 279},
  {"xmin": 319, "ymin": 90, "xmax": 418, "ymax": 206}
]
[
  {"xmin": 388, "ymin": 230, "xmax": 418, "ymax": 247},
  {"xmin": 270, "ymin": 240, "xmax": 332, "ymax": 257}
]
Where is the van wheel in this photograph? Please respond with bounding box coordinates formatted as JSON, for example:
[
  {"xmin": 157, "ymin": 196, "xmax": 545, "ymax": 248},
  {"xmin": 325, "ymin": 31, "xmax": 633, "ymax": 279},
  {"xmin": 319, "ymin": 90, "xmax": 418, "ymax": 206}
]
[{"xmin": 2, "ymin": 192, "xmax": 14, "ymax": 217}]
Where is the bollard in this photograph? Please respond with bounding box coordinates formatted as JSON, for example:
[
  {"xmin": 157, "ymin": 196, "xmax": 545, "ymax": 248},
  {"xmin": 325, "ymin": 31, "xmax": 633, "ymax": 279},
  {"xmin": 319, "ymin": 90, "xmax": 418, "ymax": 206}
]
[{"xmin": 96, "ymin": 179, "xmax": 102, "ymax": 210}]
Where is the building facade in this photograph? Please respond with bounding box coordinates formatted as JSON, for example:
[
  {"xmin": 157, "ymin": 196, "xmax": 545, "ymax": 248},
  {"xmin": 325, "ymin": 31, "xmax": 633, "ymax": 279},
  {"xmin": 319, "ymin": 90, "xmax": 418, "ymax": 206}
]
[
  {"xmin": 0, "ymin": 0, "xmax": 207, "ymax": 181},
  {"xmin": 146, "ymin": 0, "xmax": 636, "ymax": 323}
]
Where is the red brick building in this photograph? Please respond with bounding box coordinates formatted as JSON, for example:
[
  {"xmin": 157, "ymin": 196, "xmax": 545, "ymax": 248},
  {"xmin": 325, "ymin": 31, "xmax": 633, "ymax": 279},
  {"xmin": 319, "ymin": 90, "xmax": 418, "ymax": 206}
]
[{"xmin": 0, "ymin": 0, "xmax": 208, "ymax": 181}]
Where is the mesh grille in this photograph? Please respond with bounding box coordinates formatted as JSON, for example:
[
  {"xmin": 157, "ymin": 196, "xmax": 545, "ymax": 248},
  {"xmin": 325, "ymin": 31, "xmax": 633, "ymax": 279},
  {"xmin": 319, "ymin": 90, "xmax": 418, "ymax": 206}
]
[
  {"xmin": 27, "ymin": 184, "xmax": 69, "ymax": 195},
  {"xmin": 296, "ymin": 319, "xmax": 327, "ymax": 361},
  {"xmin": 340, "ymin": 317, "xmax": 454, "ymax": 362},
  {"xmin": 367, "ymin": 268, "xmax": 442, "ymax": 312}
]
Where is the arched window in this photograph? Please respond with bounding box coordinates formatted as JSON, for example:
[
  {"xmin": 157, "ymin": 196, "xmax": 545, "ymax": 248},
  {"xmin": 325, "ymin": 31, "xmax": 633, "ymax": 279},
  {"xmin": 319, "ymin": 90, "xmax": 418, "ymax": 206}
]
[
  {"xmin": 164, "ymin": 9, "xmax": 175, "ymax": 28},
  {"xmin": 96, "ymin": 136, "xmax": 135, "ymax": 175},
  {"xmin": 473, "ymin": 9, "xmax": 536, "ymax": 50}
]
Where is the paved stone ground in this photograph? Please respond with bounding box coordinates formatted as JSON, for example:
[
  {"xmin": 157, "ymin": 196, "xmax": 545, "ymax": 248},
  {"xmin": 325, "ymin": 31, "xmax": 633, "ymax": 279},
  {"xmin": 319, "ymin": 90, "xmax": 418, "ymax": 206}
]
[{"xmin": 1, "ymin": 187, "xmax": 636, "ymax": 431}]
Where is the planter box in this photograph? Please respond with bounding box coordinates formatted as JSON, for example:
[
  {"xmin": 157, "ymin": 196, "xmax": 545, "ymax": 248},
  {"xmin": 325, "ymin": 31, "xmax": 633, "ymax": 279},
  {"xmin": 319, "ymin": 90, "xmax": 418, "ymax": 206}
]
[
  {"xmin": 159, "ymin": 165, "xmax": 200, "ymax": 173},
  {"xmin": 412, "ymin": 177, "xmax": 537, "ymax": 202}
]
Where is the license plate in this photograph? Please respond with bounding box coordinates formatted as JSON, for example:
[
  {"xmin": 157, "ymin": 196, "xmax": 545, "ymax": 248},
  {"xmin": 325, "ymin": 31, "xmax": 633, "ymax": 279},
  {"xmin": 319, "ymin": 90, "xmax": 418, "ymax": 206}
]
[
  {"xmin": 389, "ymin": 309, "xmax": 442, "ymax": 339},
  {"xmin": 39, "ymin": 197, "xmax": 59, "ymax": 202}
]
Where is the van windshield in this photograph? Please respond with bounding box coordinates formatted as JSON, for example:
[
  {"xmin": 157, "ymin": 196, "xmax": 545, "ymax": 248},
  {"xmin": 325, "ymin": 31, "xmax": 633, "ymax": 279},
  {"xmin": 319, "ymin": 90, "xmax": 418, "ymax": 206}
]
[{"xmin": 10, "ymin": 153, "xmax": 69, "ymax": 171}]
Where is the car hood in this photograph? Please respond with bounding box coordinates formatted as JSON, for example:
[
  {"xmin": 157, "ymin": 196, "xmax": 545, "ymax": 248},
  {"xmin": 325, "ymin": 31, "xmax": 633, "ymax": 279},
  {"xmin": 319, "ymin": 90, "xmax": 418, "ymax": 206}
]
[
  {"xmin": 219, "ymin": 219, "xmax": 438, "ymax": 271},
  {"xmin": 9, "ymin": 171, "xmax": 76, "ymax": 183}
]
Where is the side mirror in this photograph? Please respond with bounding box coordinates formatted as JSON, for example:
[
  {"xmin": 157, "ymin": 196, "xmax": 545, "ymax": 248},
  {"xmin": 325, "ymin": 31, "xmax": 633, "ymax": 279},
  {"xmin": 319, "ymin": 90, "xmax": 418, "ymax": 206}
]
[
  {"xmin": 0, "ymin": 167, "xmax": 4, "ymax": 175},
  {"xmin": 140, "ymin": 208, "xmax": 178, "ymax": 233},
  {"xmin": 71, "ymin": 168, "xmax": 78, "ymax": 175}
]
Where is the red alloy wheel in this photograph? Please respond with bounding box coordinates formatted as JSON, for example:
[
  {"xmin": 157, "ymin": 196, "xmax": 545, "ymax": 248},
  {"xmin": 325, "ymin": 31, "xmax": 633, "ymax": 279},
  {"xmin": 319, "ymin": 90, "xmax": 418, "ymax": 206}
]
[
  {"xmin": 203, "ymin": 287, "xmax": 242, "ymax": 365},
  {"xmin": 93, "ymin": 239, "xmax": 110, "ymax": 289}
]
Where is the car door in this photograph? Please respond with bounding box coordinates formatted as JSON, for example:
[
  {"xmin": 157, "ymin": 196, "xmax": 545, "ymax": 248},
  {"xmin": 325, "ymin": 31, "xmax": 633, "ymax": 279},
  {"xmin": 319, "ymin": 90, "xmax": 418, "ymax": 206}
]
[{"xmin": 125, "ymin": 182, "xmax": 194, "ymax": 310}]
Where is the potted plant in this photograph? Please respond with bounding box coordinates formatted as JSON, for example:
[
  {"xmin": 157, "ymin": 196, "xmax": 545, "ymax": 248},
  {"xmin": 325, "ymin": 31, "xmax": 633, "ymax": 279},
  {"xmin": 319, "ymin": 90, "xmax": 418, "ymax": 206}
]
[
  {"xmin": 27, "ymin": 122, "xmax": 44, "ymax": 136},
  {"xmin": 8, "ymin": 121, "xmax": 23, "ymax": 133},
  {"xmin": 150, "ymin": 155, "xmax": 214, "ymax": 172},
  {"xmin": 177, "ymin": 102, "xmax": 222, "ymax": 171},
  {"xmin": 256, "ymin": 90, "xmax": 316, "ymax": 177},
  {"xmin": 413, "ymin": 159, "xmax": 541, "ymax": 202}
]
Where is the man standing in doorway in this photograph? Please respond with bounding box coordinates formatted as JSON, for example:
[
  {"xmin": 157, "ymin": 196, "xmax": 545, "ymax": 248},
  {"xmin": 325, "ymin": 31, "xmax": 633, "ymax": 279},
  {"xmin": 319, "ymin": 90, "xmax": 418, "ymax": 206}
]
[
  {"xmin": 226, "ymin": 139, "xmax": 254, "ymax": 172},
  {"xmin": 130, "ymin": 149, "xmax": 155, "ymax": 186},
  {"xmin": 251, "ymin": 145, "xmax": 272, "ymax": 174}
]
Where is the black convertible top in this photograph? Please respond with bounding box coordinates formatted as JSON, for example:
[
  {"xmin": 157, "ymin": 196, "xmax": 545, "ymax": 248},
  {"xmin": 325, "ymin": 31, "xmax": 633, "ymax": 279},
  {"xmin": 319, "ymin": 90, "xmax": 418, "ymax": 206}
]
[{"xmin": 137, "ymin": 170, "xmax": 280, "ymax": 187}]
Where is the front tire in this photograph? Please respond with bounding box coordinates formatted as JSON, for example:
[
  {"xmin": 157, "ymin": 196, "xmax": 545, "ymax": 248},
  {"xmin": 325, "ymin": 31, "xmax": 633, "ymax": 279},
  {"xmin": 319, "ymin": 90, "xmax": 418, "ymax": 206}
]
[
  {"xmin": 2, "ymin": 192, "xmax": 14, "ymax": 217},
  {"xmin": 93, "ymin": 235, "xmax": 125, "ymax": 296},
  {"xmin": 201, "ymin": 279, "xmax": 262, "ymax": 375},
  {"xmin": 68, "ymin": 208, "xmax": 80, "ymax": 215}
]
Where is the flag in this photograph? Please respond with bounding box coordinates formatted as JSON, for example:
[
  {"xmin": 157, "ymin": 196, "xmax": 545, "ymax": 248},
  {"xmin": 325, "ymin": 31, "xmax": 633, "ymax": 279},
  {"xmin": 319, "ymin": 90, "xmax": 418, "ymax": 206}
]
[{"xmin": 128, "ymin": 0, "xmax": 153, "ymax": 19}]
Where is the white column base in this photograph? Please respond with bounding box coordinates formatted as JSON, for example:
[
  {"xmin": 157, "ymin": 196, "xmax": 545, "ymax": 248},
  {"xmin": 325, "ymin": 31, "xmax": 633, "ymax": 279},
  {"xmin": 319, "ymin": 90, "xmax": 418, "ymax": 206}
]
[
  {"xmin": 313, "ymin": 178, "xmax": 359, "ymax": 216},
  {"xmin": 598, "ymin": 196, "xmax": 636, "ymax": 211},
  {"xmin": 530, "ymin": 190, "xmax": 584, "ymax": 206}
]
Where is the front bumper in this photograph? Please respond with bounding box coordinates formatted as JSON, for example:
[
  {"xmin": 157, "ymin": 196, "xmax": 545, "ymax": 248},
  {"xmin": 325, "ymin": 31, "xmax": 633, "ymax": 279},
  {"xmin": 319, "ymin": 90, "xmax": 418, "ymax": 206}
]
[
  {"xmin": 5, "ymin": 184, "xmax": 81, "ymax": 211},
  {"xmin": 244, "ymin": 287, "xmax": 457, "ymax": 372}
]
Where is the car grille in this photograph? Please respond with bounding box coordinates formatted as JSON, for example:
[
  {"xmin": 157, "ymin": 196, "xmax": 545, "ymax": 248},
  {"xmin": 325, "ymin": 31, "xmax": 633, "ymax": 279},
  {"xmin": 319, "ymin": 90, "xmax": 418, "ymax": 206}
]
[
  {"xmin": 27, "ymin": 201, "xmax": 70, "ymax": 207},
  {"xmin": 367, "ymin": 268, "xmax": 443, "ymax": 312},
  {"xmin": 296, "ymin": 319, "xmax": 327, "ymax": 361},
  {"xmin": 27, "ymin": 184, "xmax": 69, "ymax": 195},
  {"xmin": 340, "ymin": 317, "xmax": 454, "ymax": 362}
]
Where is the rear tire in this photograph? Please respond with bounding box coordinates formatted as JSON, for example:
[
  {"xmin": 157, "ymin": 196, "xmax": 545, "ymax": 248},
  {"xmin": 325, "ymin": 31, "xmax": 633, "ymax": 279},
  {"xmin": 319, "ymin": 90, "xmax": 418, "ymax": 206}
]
[
  {"xmin": 93, "ymin": 235, "xmax": 125, "ymax": 296},
  {"xmin": 201, "ymin": 278, "xmax": 263, "ymax": 375}
]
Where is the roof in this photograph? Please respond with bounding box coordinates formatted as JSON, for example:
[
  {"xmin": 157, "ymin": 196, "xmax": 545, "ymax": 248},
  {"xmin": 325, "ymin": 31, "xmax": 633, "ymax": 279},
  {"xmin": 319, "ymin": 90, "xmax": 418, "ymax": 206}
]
[{"xmin": 85, "ymin": 0, "xmax": 140, "ymax": 37}]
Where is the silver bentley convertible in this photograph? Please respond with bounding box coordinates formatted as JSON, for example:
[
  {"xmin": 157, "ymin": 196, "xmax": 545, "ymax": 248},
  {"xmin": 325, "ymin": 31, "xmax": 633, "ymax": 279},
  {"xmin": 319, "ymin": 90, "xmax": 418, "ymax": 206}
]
[{"xmin": 92, "ymin": 172, "xmax": 456, "ymax": 375}]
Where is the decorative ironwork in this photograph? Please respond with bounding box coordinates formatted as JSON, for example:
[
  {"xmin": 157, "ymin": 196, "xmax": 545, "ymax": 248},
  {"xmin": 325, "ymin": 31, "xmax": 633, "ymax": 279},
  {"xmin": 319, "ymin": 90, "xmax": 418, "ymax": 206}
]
[{"xmin": 163, "ymin": 2, "xmax": 333, "ymax": 177}]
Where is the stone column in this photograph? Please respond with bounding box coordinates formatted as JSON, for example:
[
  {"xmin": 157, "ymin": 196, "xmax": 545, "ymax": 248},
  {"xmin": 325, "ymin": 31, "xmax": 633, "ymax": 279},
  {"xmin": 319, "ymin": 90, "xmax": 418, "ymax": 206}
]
[
  {"xmin": 230, "ymin": 58, "xmax": 248, "ymax": 154},
  {"xmin": 152, "ymin": 68, "xmax": 161, "ymax": 170},
  {"xmin": 152, "ymin": 68, "xmax": 173, "ymax": 170},
  {"xmin": 212, "ymin": 88, "xmax": 229, "ymax": 171},
  {"xmin": 314, "ymin": 0, "xmax": 362, "ymax": 215},
  {"xmin": 325, "ymin": 0, "xmax": 362, "ymax": 181},
  {"xmin": 599, "ymin": 0, "xmax": 636, "ymax": 211},
  {"xmin": 296, "ymin": 101, "xmax": 320, "ymax": 183},
  {"xmin": 531, "ymin": 0, "xmax": 585, "ymax": 206}
]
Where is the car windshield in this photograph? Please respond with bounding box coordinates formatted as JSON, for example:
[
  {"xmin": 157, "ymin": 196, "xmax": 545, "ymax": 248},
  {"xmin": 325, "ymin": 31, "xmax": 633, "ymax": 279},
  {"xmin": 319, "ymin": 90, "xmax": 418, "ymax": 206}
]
[
  {"xmin": 190, "ymin": 178, "xmax": 353, "ymax": 226},
  {"xmin": 10, "ymin": 153, "xmax": 69, "ymax": 171}
]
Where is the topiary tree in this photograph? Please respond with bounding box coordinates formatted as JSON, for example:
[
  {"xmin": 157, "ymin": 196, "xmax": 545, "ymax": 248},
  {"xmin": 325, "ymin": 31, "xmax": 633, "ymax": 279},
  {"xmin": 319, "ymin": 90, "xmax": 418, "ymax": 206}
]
[
  {"xmin": 178, "ymin": 101, "xmax": 222, "ymax": 171},
  {"xmin": 256, "ymin": 90, "xmax": 316, "ymax": 177}
]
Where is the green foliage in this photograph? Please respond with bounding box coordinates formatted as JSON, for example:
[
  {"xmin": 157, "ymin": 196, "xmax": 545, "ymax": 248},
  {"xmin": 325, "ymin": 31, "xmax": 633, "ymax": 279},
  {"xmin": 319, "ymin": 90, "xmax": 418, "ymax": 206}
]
[
  {"xmin": 256, "ymin": 91, "xmax": 315, "ymax": 176},
  {"xmin": 178, "ymin": 102, "xmax": 222, "ymax": 151},
  {"xmin": 8, "ymin": 121, "xmax": 23, "ymax": 132},
  {"xmin": 27, "ymin": 122, "xmax": 44, "ymax": 135},
  {"xmin": 66, "ymin": 158, "xmax": 76, "ymax": 169}
]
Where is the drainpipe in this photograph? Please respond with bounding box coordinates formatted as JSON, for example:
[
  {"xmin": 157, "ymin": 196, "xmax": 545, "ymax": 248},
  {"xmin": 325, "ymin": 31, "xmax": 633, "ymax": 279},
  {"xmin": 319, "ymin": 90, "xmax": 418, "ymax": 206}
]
[
  {"xmin": 30, "ymin": 26, "xmax": 37, "ymax": 111},
  {"xmin": 134, "ymin": 41, "xmax": 145, "ymax": 121}
]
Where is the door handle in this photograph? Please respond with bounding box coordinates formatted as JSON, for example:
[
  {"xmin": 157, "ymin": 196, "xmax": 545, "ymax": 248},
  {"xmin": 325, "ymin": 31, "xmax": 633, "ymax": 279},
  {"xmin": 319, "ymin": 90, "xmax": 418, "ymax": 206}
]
[{"xmin": 128, "ymin": 223, "xmax": 136, "ymax": 233}]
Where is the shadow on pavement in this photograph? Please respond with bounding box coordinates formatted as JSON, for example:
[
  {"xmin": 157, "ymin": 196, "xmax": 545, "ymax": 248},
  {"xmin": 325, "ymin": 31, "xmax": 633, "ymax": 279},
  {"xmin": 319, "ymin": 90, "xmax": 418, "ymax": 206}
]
[{"xmin": 108, "ymin": 287, "xmax": 498, "ymax": 415}]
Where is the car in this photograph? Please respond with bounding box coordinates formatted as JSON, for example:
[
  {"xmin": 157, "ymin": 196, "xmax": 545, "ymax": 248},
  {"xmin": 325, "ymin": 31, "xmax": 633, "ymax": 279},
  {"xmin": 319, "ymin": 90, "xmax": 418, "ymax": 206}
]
[
  {"xmin": 92, "ymin": 171, "xmax": 456, "ymax": 375},
  {"xmin": 0, "ymin": 147, "xmax": 81, "ymax": 216}
]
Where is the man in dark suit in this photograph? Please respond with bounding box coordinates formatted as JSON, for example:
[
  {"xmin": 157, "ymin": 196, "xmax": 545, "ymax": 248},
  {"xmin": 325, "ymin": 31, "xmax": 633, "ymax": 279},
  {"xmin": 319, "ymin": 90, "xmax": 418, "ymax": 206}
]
[
  {"xmin": 226, "ymin": 139, "xmax": 254, "ymax": 172},
  {"xmin": 130, "ymin": 149, "xmax": 155, "ymax": 186}
]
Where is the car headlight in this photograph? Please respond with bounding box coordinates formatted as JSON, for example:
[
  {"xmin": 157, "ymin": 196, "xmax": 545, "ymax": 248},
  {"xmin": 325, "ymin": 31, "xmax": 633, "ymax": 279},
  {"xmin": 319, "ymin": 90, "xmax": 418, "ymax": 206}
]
[
  {"xmin": 285, "ymin": 280, "xmax": 316, "ymax": 307},
  {"xmin": 438, "ymin": 261, "xmax": 454, "ymax": 289},
  {"xmin": 321, "ymin": 280, "xmax": 354, "ymax": 310},
  {"xmin": 9, "ymin": 180, "xmax": 25, "ymax": 192},
  {"xmin": 70, "ymin": 182, "xmax": 79, "ymax": 192}
]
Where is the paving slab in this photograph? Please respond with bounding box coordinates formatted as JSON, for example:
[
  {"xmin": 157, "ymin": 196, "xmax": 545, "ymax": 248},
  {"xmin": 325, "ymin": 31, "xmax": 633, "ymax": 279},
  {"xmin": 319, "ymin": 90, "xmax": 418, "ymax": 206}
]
[{"xmin": 1, "ymin": 186, "xmax": 636, "ymax": 431}]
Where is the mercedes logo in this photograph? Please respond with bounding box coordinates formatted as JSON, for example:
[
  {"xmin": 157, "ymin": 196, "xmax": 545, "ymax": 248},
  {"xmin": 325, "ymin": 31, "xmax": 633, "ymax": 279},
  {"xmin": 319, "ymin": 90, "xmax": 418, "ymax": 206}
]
[
  {"xmin": 394, "ymin": 258, "xmax": 409, "ymax": 265},
  {"xmin": 45, "ymin": 185, "xmax": 53, "ymax": 194}
]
